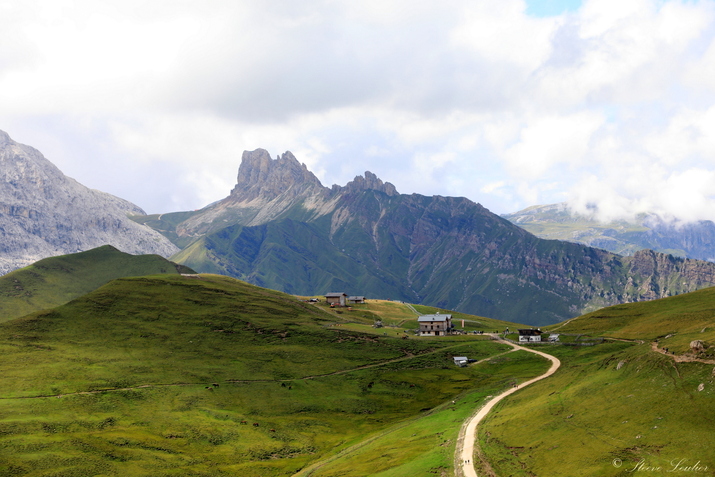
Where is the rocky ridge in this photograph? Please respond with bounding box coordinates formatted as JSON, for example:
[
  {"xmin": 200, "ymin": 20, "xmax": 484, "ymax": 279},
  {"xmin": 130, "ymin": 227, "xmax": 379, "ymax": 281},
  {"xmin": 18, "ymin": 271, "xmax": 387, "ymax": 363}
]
[
  {"xmin": 148, "ymin": 149, "xmax": 715, "ymax": 325},
  {"xmin": 503, "ymin": 202, "xmax": 715, "ymax": 261},
  {"xmin": 0, "ymin": 130, "xmax": 178, "ymax": 274},
  {"xmin": 176, "ymin": 148, "xmax": 398, "ymax": 237}
]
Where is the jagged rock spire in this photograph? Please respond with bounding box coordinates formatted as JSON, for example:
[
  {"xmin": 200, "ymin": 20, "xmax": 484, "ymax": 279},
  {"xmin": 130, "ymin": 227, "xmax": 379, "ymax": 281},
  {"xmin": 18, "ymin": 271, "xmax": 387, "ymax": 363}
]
[
  {"xmin": 343, "ymin": 171, "xmax": 398, "ymax": 196},
  {"xmin": 230, "ymin": 149, "xmax": 325, "ymax": 201}
]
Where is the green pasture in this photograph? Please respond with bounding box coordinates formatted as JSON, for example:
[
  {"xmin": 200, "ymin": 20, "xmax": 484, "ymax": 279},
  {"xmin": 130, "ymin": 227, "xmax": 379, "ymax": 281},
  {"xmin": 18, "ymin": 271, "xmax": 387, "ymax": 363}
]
[
  {"xmin": 305, "ymin": 298, "xmax": 522, "ymax": 336},
  {"xmin": 0, "ymin": 245, "xmax": 193, "ymax": 324},
  {"xmin": 0, "ymin": 273, "xmax": 545, "ymax": 476},
  {"xmin": 301, "ymin": 350, "xmax": 551, "ymax": 477},
  {"xmin": 547, "ymin": 286, "xmax": 715, "ymax": 354},
  {"xmin": 478, "ymin": 342, "xmax": 715, "ymax": 476}
]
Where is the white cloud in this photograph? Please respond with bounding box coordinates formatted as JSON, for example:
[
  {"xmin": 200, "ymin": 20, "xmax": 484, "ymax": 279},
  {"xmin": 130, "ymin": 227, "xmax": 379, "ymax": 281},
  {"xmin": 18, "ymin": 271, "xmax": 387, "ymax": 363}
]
[
  {"xmin": 503, "ymin": 112, "xmax": 605, "ymax": 179},
  {"xmin": 2, "ymin": 0, "xmax": 715, "ymax": 224},
  {"xmin": 451, "ymin": 1, "xmax": 558, "ymax": 71}
]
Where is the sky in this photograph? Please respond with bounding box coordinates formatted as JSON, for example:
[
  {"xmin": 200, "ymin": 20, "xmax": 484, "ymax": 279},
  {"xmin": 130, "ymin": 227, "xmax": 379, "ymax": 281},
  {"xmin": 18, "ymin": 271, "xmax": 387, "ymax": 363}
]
[{"xmin": 3, "ymin": 0, "xmax": 715, "ymax": 223}]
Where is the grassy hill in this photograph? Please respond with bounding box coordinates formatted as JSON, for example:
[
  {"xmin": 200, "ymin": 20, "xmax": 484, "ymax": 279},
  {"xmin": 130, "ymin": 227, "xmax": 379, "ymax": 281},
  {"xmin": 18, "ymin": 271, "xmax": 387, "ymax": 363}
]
[
  {"xmin": 547, "ymin": 286, "xmax": 715, "ymax": 355},
  {"xmin": 475, "ymin": 289, "xmax": 715, "ymax": 476},
  {"xmin": 0, "ymin": 245, "xmax": 195, "ymax": 323},
  {"xmin": 478, "ymin": 342, "xmax": 715, "ymax": 476},
  {"xmin": 4, "ymin": 260, "xmax": 713, "ymax": 476},
  {"xmin": 0, "ymin": 273, "xmax": 548, "ymax": 476},
  {"xmin": 296, "ymin": 296, "xmax": 524, "ymax": 335}
]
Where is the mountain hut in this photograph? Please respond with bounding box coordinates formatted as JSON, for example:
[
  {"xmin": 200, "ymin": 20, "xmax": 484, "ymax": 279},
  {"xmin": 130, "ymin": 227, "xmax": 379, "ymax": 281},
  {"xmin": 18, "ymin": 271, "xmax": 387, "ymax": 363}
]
[
  {"xmin": 418, "ymin": 313, "xmax": 453, "ymax": 336},
  {"xmin": 518, "ymin": 329, "xmax": 543, "ymax": 342},
  {"xmin": 325, "ymin": 292, "xmax": 348, "ymax": 307}
]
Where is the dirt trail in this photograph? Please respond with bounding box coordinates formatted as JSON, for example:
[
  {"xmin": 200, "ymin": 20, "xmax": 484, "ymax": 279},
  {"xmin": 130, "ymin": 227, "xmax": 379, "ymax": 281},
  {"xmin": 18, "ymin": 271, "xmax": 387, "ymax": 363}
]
[
  {"xmin": 0, "ymin": 341, "xmax": 485, "ymax": 401},
  {"xmin": 454, "ymin": 336, "xmax": 561, "ymax": 477},
  {"xmin": 651, "ymin": 341, "xmax": 715, "ymax": 364}
]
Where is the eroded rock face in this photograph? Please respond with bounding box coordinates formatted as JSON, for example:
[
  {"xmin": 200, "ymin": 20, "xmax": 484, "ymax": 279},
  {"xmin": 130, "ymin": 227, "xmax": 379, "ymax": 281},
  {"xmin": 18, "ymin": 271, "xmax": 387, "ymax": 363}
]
[
  {"xmin": 0, "ymin": 130, "xmax": 178, "ymax": 274},
  {"xmin": 231, "ymin": 149, "xmax": 325, "ymax": 202},
  {"xmin": 176, "ymin": 149, "xmax": 399, "ymax": 236}
]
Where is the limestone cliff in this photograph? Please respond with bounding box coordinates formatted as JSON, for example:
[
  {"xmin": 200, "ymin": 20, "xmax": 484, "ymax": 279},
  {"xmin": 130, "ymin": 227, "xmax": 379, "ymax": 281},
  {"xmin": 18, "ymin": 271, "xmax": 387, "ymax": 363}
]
[
  {"xmin": 0, "ymin": 130, "xmax": 178, "ymax": 274},
  {"xmin": 175, "ymin": 148, "xmax": 398, "ymax": 237}
]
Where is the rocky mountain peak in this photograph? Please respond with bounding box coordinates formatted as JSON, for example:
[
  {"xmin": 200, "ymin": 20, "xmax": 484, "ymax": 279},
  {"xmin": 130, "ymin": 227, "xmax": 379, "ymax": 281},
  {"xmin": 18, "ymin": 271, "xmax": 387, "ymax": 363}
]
[
  {"xmin": 342, "ymin": 171, "xmax": 398, "ymax": 196},
  {"xmin": 0, "ymin": 130, "xmax": 179, "ymax": 274},
  {"xmin": 230, "ymin": 148, "xmax": 325, "ymax": 202},
  {"xmin": 0, "ymin": 130, "xmax": 12, "ymax": 147}
]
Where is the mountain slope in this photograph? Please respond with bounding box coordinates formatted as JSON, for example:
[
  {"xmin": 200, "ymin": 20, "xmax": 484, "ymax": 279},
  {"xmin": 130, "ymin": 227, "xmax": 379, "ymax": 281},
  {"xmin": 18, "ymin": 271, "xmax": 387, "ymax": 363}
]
[
  {"xmin": 0, "ymin": 130, "xmax": 179, "ymax": 274},
  {"xmin": 0, "ymin": 245, "xmax": 195, "ymax": 323},
  {"xmin": 503, "ymin": 202, "xmax": 715, "ymax": 260},
  {"xmin": 0, "ymin": 273, "xmax": 529, "ymax": 476},
  {"xmin": 477, "ymin": 288, "xmax": 715, "ymax": 476},
  {"xmin": 141, "ymin": 149, "xmax": 715, "ymax": 326},
  {"xmin": 548, "ymin": 284, "xmax": 715, "ymax": 354}
]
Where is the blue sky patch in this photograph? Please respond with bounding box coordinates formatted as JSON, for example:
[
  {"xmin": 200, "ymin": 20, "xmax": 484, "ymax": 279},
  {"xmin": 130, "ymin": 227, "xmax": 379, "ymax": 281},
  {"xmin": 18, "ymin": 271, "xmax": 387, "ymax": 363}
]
[{"xmin": 525, "ymin": 0, "xmax": 583, "ymax": 17}]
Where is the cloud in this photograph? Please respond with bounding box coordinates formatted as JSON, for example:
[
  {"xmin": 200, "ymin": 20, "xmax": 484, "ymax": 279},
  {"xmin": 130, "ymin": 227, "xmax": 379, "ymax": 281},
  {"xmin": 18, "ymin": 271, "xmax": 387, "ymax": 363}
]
[
  {"xmin": 503, "ymin": 111, "xmax": 605, "ymax": 179},
  {"xmin": 2, "ymin": 0, "xmax": 715, "ymax": 223}
]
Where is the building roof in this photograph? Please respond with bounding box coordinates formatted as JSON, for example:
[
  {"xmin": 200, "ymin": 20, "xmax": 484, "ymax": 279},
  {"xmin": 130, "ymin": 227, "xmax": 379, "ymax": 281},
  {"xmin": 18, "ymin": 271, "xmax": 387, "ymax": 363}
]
[
  {"xmin": 418, "ymin": 314, "xmax": 452, "ymax": 322},
  {"xmin": 325, "ymin": 292, "xmax": 347, "ymax": 297},
  {"xmin": 518, "ymin": 329, "xmax": 543, "ymax": 335}
]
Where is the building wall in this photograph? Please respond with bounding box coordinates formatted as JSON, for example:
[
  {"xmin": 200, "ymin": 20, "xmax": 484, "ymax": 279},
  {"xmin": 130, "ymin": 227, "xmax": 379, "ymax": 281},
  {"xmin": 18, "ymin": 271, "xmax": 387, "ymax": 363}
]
[{"xmin": 419, "ymin": 319, "xmax": 451, "ymax": 336}]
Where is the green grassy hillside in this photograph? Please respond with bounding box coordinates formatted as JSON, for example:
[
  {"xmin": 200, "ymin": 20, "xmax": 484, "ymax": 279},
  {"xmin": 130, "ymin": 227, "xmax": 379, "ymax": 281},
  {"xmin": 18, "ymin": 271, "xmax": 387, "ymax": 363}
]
[
  {"xmin": 130, "ymin": 211, "xmax": 202, "ymax": 249},
  {"xmin": 0, "ymin": 273, "xmax": 538, "ymax": 476},
  {"xmin": 0, "ymin": 245, "xmax": 195, "ymax": 323},
  {"xmin": 297, "ymin": 297, "xmax": 524, "ymax": 335},
  {"xmin": 478, "ymin": 343, "xmax": 715, "ymax": 476},
  {"xmin": 547, "ymin": 286, "xmax": 715, "ymax": 354},
  {"xmin": 476, "ymin": 288, "xmax": 715, "ymax": 476}
]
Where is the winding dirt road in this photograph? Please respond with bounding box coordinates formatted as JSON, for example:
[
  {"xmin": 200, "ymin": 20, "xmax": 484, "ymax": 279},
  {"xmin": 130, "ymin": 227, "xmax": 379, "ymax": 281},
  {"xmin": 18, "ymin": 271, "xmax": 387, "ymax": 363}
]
[{"xmin": 455, "ymin": 337, "xmax": 561, "ymax": 477}]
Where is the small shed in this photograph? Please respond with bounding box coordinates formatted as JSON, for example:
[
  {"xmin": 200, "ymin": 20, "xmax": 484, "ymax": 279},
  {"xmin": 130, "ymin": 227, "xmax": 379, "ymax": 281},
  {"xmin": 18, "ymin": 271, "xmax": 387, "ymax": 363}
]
[
  {"xmin": 453, "ymin": 356, "xmax": 468, "ymax": 367},
  {"xmin": 325, "ymin": 292, "xmax": 348, "ymax": 307},
  {"xmin": 348, "ymin": 295, "xmax": 365, "ymax": 304},
  {"xmin": 518, "ymin": 329, "xmax": 543, "ymax": 342},
  {"xmin": 418, "ymin": 313, "xmax": 453, "ymax": 336}
]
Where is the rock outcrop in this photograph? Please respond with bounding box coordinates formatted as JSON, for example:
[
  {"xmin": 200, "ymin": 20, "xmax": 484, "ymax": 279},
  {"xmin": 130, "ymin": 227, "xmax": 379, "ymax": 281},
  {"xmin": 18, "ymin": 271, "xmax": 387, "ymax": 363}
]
[
  {"xmin": 175, "ymin": 149, "xmax": 398, "ymax": 236},
  {"xmin": 0, "ymin": 130, "xmax": 178, "ymax": 274}
]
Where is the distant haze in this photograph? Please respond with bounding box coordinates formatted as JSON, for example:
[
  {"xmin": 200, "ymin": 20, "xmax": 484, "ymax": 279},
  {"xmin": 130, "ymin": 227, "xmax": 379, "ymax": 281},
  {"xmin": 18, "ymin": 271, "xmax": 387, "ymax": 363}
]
[{"xmin": 3, "ymin": 0, "xmax": 715, "ymax": 222}]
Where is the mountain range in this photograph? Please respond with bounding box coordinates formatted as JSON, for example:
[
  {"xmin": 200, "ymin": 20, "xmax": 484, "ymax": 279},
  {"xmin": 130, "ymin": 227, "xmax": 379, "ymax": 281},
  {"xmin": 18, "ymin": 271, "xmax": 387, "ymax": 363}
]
[
  {"xmin": 5, "ymin": 128, "xmax": 715, "ymax": 326},
  {"xmin": 0, "ymin": 130, "xmax": 178, "ymax": 274},
  {"xmin": 132, "ymin": 149, "xmax": 715, "ymax": 326},
  {"xmin": 503, "ymin": 202, "xmax": 715, "ymax": 261}
]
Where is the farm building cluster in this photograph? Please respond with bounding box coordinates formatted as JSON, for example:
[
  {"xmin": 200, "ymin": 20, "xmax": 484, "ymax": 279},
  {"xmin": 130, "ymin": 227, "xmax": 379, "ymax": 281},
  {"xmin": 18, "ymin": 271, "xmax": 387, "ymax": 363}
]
[{"xmin": 324, "ymin": 292, "xmax": 365, "ymax": 307}]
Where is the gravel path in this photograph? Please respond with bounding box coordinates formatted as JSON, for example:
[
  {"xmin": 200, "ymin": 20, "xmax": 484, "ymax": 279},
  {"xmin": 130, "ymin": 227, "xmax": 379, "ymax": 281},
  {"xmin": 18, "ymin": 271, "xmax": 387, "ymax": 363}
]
[{"xmin": 455, "ymin": 336, "xmax": 561, "ymax": 477}]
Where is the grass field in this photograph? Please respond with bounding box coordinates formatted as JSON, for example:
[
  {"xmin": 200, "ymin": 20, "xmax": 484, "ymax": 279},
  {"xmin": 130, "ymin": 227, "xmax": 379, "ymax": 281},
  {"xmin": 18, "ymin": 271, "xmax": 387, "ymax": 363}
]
[
  {"xmin": 0, "ymin": 245, "xmax": 194, "ymax": 324},
  {"xmin": 477, "ymin": 342, "xmax": 715, "ymax": 476},
  {"xmin": 298, "ymin": 298, "xmax": 523, "ymax": 335},
  {"xmin": 0, "ymin": 274, "xmax": 540, "ymax": 476},
  {"xmin": 477, "ymin": 287, "xmax": 715, "ymax": 477},
  {"xmin": 4, "ymin": 257, "xmax": 713, "ymax": 476},
  {"xmin": 300, "ymin": 350, "xmax": 551, "ymax": 477},
  {"xmin": 546, "ymin": 286, "xmax": 715, "ymax": 355}
]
